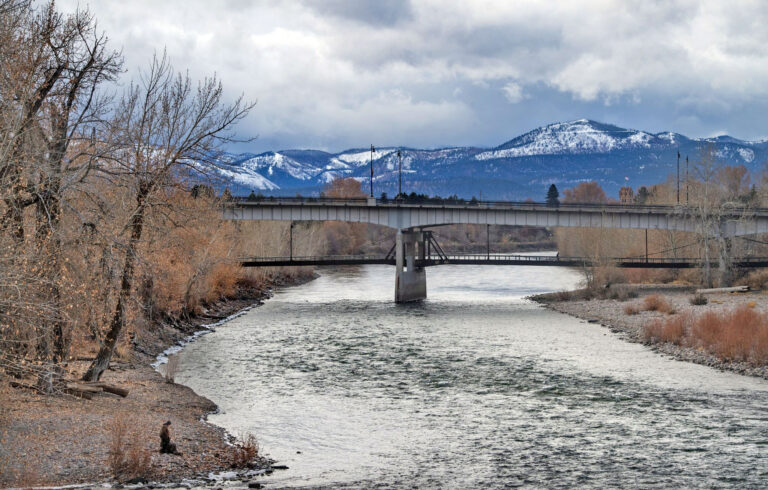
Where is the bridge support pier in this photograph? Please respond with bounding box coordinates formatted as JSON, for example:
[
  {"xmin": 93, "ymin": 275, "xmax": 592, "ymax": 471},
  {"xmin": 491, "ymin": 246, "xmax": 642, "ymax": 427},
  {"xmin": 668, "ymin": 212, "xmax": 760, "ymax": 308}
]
[{"xmin": 395, "ymin": 229, "xmax": 427, "ymax": 303}]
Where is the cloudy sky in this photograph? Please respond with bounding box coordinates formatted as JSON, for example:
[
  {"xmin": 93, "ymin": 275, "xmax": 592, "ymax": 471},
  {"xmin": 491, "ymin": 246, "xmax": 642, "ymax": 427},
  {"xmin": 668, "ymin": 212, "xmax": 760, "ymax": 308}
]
[{"xmin": 58, "ymin": 0, "xmax": 768, "ymax": 153}]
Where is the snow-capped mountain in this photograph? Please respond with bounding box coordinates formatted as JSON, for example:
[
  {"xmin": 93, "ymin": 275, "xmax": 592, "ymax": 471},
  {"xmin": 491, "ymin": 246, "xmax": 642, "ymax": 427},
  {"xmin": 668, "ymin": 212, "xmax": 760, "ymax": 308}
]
[{"xmin": 203, "ymin": 120, "xmax": 768, "ymax": 200}]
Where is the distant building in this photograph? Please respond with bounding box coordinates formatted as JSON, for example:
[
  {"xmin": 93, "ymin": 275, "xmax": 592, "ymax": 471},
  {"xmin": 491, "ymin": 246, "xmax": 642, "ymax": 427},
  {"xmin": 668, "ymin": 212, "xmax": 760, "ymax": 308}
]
[{"xmin": 619, "ymin": 186, "xmax": 634, "ymax": 204}]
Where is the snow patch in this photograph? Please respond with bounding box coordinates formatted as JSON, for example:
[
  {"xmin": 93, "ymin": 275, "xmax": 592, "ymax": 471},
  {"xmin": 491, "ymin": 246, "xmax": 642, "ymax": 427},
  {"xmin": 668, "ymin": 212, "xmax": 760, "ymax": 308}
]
[
  {"xmin": 336, "ymin": 148, "xmax": 395, "ymax": 166},
  {"xmin": 738, "ymin": 147, "xmax": 755, "ymax": 163}
]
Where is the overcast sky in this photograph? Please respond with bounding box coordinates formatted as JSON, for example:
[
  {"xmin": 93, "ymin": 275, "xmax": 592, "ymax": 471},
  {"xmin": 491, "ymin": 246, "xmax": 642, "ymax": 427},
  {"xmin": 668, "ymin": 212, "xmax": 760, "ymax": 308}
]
[{"xmin": 58, "ymin": 0, "xmax": 768, "ymax": 153}]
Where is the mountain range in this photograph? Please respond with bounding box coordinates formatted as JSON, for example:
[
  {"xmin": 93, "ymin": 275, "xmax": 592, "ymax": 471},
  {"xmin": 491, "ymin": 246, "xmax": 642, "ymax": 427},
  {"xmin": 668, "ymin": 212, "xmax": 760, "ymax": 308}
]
[{"xmin": 204, "ymin": 119, "xmax": 768, "ymax": 200}]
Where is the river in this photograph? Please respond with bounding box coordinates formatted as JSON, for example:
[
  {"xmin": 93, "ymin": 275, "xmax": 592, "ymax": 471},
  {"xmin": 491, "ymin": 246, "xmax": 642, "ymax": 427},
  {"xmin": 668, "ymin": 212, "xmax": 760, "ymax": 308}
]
[{"xmin": 176, "ymin": 260, "xmax": 768, "ymax": 488}]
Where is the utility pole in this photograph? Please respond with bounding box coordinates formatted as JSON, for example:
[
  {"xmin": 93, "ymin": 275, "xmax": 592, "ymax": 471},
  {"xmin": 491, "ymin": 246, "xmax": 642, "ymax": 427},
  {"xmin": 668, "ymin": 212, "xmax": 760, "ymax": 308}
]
[
  {"xmin": 676, "ymin": 149, "xmax": 680, "ymax": 204},
  {"xmin": 398, "ymin": 149, "xmax": 402, "ymax": 197},
  {"xmin": 370, "ymin": 144, "xmax": 376, "ymax": 198},
  {"xmin": 645, "ymin": 229, "xmax": 648, "ymax": 263}
]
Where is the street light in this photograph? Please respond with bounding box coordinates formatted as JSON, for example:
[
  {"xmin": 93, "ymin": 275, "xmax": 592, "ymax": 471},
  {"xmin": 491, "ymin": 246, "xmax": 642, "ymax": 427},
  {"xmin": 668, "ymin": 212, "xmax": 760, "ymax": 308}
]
[
  {"xmin": 397, "ymin": 149, "xmax": 402, "ymax": 198},
  {"xmin": 369, "ymin": 144, "xmax": 376, "ymax": 198}
]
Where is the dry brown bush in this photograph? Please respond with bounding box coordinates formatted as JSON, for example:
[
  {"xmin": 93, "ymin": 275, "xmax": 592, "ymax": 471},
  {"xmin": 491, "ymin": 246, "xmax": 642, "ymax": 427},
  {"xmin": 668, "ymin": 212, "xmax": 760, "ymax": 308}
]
[
  {"xmin": 643, "ymin": 294, "xmax": 675, "ymax": 314},
  {"xmin": 643, "ymin": 314, "xmax": 688, "ymax": 345},
  {"xmin": 624, "ymin": 304, "xmax": 641, "ymax": 315},
  {"xmin": 642, "ymin": 306, "xmax": 768, "ymax": 364},
  {"xmin": 106, "ymin": 416, "xmax": 151, "ymax": 482},
  {"xmin": 231, "ymin": 433, "xmax": 259, "ymax": 468},
  {"xmin": 740, "ymin": 269, "xmax": 768, "ymax": 290},
  {"xmin": 691, "ymin": 306, "xmax": 768, "ymax": 363}
]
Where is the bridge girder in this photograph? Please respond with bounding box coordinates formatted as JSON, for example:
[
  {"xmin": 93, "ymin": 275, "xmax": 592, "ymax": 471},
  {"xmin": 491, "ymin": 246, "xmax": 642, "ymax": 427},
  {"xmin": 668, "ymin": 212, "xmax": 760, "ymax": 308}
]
[{"xmin": 225, "ymin": 201, "xmax": 768, "ymax": 237}]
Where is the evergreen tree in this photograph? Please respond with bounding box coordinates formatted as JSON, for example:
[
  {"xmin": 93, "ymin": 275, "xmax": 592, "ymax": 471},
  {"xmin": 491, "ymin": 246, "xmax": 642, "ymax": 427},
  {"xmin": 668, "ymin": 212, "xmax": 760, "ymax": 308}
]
[
  {"xmin": 635, "ymin": 186, "xmax": 650, "ymax": 205},
  {"xmin": 546, "ymin": 184, "xmax": 560, "ymax": 207}
]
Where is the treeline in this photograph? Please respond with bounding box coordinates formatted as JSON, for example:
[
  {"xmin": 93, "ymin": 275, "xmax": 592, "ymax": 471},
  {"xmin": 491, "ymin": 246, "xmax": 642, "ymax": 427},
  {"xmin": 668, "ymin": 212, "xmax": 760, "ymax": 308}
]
[
  {"xmin": 554, "ymin": 147, "xmax": 768, "ymax": 288},
  {"xmin": 0, "ymin": 1, "xmax": 341, "ymax": 391}
]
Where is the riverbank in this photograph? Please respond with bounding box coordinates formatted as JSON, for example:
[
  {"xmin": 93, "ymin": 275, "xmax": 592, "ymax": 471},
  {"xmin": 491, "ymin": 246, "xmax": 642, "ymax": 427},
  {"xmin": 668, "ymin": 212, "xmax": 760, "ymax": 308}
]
[
  {"xmin": 530, "ymin": 285, "xmax": 768, "ymax": 379},
  {"xmin": 0, "ymin": 272, "xmax": 314, "ymax": 487}
]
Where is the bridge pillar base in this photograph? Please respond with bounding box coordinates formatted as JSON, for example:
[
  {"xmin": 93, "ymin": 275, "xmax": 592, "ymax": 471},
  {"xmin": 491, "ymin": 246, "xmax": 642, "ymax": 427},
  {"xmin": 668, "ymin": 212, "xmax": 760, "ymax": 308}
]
[{"xmin": 395, "ymin": 230, "xmax": 427, "ymax": 303}]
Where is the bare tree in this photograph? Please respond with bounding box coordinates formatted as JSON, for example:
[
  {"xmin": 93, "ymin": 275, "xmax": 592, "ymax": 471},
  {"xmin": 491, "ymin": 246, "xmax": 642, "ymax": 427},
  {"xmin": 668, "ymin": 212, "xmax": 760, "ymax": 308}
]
[{"xmin": 83, "ymin": 53, "xmax": 254, "ymax": 381}]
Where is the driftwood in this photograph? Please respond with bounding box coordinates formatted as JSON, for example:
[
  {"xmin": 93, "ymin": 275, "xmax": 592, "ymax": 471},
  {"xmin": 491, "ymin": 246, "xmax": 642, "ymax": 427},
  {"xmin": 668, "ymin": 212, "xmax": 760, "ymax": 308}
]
[
  {"xmin": 82, "ymin": 381, "xmax": 129, "ymax": 397},
  {"xmin": 10, "ymin": 378, "xmax": 129, "ymax": 399},
  {"xmin": 695, "ymin": 286, "xmax": 749, "ymax": 294},
  {"xmin": 9, "ymin": 380, "xmax": 39, "ymax": 392}
]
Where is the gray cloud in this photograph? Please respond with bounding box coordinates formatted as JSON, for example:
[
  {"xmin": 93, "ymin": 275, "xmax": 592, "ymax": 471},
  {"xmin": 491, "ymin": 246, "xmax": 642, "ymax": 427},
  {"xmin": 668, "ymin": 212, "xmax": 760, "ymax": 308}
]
[{"xmin": 56, "ymin": 1, "xmax": 768, "ymax": 152}]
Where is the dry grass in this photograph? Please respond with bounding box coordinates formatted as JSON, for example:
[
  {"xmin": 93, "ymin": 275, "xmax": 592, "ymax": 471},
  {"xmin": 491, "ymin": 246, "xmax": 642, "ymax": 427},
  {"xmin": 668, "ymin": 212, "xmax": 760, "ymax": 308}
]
[
  {"xmin": 643, "ymin": 305, "xmax": 768, "ymax": 364},
  {"xmin": 106, "ymin": 416, "xmax": 152, "ymax": 482},
  {"xmin": 643, "ymin": 294, "xmax": 675, "ymax": 314},
  {"xmin": 230, "ymin": 433, "xmax": 259, "ymax": 468}
]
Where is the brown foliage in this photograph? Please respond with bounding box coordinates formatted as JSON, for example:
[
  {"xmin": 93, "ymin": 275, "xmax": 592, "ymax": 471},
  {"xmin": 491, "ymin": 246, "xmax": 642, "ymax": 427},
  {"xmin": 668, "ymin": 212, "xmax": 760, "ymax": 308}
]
[
  {"xmin": 643, "ymin": 294, "xmax": 675, "ymax": 314},
  {"xmin": 643, "ymin": 306, "xmax": 768, "ymax": 364},
  {"xmin": 106, "ymin": 416, "xmax": 151, "ymax": 482},
  {"xmin": 644, "ymin": 314, "xmax": 687, "ymax": 345},
  {"xmin": 562, "ymin": 181, "xmax": 609, "ymax": 204},
  {"xmin": 624, "ymin": 304, "xmax": 641, "ymax": 315},
  {"xmin": 231, "ymin": 433, "xmax": 259, "ymax": 468}
]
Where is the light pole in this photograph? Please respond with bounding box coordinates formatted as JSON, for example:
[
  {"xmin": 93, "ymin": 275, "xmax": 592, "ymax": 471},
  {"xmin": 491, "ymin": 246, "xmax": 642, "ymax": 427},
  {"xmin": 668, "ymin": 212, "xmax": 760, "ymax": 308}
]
[
  {"xmin": 397, "ymin": 149, "xmax": 402, "ymax": 198},
  {"xmin": 369, "ymin": 144, "xmax": 376, "ymax": 198}
]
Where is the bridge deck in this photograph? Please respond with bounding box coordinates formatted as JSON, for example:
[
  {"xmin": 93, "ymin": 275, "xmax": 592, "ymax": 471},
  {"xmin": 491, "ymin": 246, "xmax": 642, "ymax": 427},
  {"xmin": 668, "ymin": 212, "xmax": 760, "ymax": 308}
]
[{"xmin": 241, "ymin": 254, "xmax": 768, "ymax": 269}]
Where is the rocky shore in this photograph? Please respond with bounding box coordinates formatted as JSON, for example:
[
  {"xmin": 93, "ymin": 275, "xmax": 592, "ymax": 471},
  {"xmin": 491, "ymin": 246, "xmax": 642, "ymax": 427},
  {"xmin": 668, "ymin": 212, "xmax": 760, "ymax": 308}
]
[
  {"xmin": 0, "ymin": 273, "xmax": 314, "ymax": 488},
  {"xmin": 530, "ymin": 285, "xmax": 768, "ymax": 380}
]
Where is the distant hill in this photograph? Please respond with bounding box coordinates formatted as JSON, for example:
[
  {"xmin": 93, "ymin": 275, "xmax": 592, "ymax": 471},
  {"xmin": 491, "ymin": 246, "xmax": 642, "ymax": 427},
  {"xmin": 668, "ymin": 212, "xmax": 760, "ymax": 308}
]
[{"xmin": 202, "ymin": 119, "xmax": 768, "ymax": 200}]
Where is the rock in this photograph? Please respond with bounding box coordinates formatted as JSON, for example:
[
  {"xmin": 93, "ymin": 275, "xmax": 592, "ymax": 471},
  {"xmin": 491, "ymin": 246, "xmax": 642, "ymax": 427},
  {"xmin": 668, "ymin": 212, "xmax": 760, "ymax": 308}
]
[
  {"xmin": 248, "ymin": 483, "xmax": 264, "ymax": 489},
  {"xmin": 271, "ymin": 464, "xmax": 289, "ymax": 470},
  {"xmin": 125, "ymin": 477, "xmax": 148, "ymax": 484}
]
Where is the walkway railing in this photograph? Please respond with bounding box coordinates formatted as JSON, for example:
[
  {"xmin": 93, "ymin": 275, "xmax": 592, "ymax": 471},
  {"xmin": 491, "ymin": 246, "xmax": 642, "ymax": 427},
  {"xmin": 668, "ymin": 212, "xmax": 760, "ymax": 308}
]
[{"xmin": 240, "ymin": 254, "xmax": 768, "ymax": 268}]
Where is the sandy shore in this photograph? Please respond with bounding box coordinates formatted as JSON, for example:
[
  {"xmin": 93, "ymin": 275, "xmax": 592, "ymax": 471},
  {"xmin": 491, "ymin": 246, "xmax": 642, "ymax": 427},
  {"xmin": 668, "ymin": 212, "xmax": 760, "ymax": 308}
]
[
  {"xmin": 0, "ymin": 274, "xmax": 312, "ymax": 487},
  {"xmin": 531, "ymin": 285, "xmax": 768, "ymax": 380}
]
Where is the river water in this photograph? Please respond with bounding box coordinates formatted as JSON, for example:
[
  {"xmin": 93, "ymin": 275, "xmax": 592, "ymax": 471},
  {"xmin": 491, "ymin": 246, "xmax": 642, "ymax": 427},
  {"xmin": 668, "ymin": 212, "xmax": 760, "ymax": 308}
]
[{"xmin": 176, "ymin": 260, "xmax": 768, "ymax": 488}]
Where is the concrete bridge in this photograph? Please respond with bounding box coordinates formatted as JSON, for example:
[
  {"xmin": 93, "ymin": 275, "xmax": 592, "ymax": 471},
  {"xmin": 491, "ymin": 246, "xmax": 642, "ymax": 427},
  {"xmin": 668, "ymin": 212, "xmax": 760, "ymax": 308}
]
[{"xmin": 224, "ymin": 197, "xmax": 768, "ymax": 302}]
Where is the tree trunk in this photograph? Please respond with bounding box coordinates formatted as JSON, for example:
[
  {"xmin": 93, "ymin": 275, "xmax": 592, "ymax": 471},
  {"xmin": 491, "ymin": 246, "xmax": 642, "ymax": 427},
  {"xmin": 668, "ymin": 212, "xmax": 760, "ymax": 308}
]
[
  {"xmin": 82, "ymin": 191, "xmax": 147, "ymax": 381},
  {"xmin": 717, "ymin": 235, "xmax": 733, "ymax": 287}
]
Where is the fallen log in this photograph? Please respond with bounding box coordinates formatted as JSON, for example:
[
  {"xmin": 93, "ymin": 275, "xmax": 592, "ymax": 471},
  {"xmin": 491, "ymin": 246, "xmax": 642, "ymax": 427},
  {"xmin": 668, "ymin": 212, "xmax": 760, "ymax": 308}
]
[
  {"xmin": 695, "ymin": 286, "xmax": 749, "ymax": 294},
  {"xmin": 83, "ymin": 382, "xmax": 129, "ymax": 397},
  {"xmin": 9, "ymin": 381, "xmax": 39, "ymax": 392}
]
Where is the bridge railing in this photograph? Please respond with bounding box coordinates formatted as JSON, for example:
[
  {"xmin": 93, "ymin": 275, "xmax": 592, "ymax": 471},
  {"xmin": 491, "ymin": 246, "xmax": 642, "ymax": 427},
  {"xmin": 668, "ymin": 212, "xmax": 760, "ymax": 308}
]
[
  {"xmin": 228, "ymin": 196, "xmax": 766, "ymax": 216},
  {"xmin": 240, "ymin": 253, "xmax": 766, "ymax": 264}
]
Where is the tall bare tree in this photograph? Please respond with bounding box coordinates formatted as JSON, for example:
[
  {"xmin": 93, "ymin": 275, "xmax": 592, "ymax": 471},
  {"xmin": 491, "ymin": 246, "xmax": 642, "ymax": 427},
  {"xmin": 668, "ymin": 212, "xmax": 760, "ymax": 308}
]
[{"xmin": 83, "ymin": 53, "xmax": 254, "ymax": 381}]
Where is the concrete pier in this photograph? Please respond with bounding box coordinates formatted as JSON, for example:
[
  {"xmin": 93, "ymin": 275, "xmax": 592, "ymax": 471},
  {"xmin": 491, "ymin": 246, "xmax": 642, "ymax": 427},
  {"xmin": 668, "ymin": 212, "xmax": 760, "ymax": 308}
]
[{"xmin": 395, "ymin": 230, "xmax": 427, "ymax": 302}]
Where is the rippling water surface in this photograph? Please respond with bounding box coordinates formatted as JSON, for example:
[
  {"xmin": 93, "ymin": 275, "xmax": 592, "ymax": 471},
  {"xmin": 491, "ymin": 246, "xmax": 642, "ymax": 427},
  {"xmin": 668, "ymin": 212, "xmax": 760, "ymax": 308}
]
[{"xmin": 177, "ymin": 259, "xmax": 768, "ymax": 488}]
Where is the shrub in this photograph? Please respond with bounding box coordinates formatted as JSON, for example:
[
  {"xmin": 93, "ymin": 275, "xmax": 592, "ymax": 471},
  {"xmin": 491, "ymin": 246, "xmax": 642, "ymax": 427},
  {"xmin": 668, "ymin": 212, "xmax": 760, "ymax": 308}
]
[
  {"xmin": 624, "ymin": 304, "xmax": 641, "ymax": 315},
  {"xmin": 643, "ymin": 306, "xmax": 768, "ymax": 364},
  {"xmin": 608, "ymin": 286, "xmax": 633, "ymax": 301},
  {"xmin": 741, "ymin": 269, "xmax": 768, "ymax": 290},
  {"xmin": 554, "ymin": 290, "xmax": 572, "ymax": 301},
  {"xmin": 643, "ymin": 314, "xmax": 688, "ymax": 345},
  {"xmin": 231, "ymin": 433, "xmax": 259, "ymax": 468},
  {"xmin": 106, "ymin": 417, "xmax": 151, "ymax": 482},
  {"xmin": 643, "ymin": 294, "xmax": 674, "ymax": 314},
  {"xmin": 690, "ymin": 294, "xmax": 708, "ymax": 306}
]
